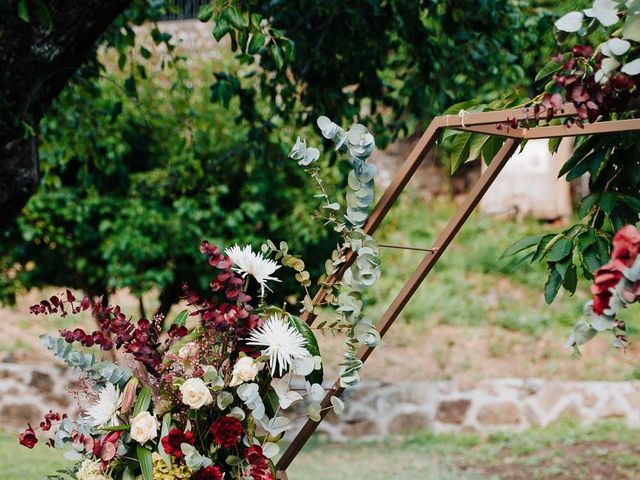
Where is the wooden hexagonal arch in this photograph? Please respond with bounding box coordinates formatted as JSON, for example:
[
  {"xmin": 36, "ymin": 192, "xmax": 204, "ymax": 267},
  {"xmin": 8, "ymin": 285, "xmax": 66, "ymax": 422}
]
[{"xmin": 275, "ymin": 104, "xmax": 640, "ymax": 479}]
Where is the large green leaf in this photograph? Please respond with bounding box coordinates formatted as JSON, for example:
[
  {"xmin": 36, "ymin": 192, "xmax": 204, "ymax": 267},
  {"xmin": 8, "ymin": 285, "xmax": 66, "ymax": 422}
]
[
  {"xmin": 467, "ymin": 134, "xmax": 489, "ymax": 162},
  {"xmin": 481, "ymin": 136, "xmax": 504, "ymax": 165},
  {"xmin": 535, "ymin": 56, "xmax": 566, "ymax": 82},
  {"xmin": 544, "ymin": 266, "xmax": 562, "ymax": 304},
  {"xmin": 450, "ymin": 132, "xmax": 472, "ymax": 173},
  {"xmin": 132, "ymin": 386, "xmax": 151, "ymax": 417},
  {"xmin": 289, "ymin": 315, "xmax": 323, "ymax": 385},
  {"xmin": 546, "ymin": 238, "xmax": 573, "ymax": 262},
  {"xmin": 137, "ymin": 445, "xmax": 153, "ymax": 480},
  {"xmin": 502, "ymin": 235, "xmax": 544, "ymax": 257}
]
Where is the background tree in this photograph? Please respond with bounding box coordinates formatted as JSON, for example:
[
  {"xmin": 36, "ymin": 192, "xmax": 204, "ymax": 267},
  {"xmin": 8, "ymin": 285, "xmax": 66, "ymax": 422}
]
[
  {"xmin": 1, "ymin": 0, "xmax": 561, "ymax": 317},
  {"xmin": 0, "ymin": 0, "xmax": 135, "ymax": 230}
]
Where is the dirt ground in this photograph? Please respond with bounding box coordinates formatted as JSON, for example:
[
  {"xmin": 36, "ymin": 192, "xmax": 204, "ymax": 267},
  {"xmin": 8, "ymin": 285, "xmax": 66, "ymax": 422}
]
[{"xmin": 459, "ymin": 440, "xmax": 640, "ymax": 480}]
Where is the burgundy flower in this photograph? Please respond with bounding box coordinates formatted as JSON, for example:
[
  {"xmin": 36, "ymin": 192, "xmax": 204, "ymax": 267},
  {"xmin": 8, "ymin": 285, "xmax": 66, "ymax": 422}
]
[
  {"xmin": 161, "ymin": 428, "xmax": 195, "ymax": 458},
  {"xmin": 210, "ymin": 416, "xmax": 243, "ymax": 448},
  {"xmin": 611, "ymin": 225, "xmax": 640, "ymax": 267},
  {"xmin": 19, "ymin": 424, "xmax": 38, "ymax": 448},
  {"xmin": 571, "ymin": 45, "xmax": 593, "ymax": 58},
  {"xmin": 191, "ymin": 465, "xmax": 223, "ymax": 480},
  {"xmin": 244, "ymin": 445, "xmax": 272, "ymax": 480},
  {"xmin": 591, "ymin": 259, "xmax": 626, "ymax": 315}
]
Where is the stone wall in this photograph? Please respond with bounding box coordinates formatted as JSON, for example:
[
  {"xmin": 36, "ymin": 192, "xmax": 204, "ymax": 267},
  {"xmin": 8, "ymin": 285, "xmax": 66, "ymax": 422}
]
[
  {"xmin": 0, "ymin": 363, "xmax": 78, "ymax": 430},
  {"xmin": 313, "ymin": 378, "xmax": 640, "ymax": 441},
  {"xmin": 3, "ymin": 363, "xmax": 639, "ymax": 440}
]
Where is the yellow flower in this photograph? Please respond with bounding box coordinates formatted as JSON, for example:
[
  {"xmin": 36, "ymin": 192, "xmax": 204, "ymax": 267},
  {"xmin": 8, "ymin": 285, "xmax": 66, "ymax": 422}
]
[{"xmin": 152, "ymin": 453, "xmax": 192, "ymax": 480}]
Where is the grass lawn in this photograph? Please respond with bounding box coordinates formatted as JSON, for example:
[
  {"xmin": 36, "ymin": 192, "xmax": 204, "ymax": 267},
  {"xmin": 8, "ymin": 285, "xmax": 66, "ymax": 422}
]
[{"xmin": 3, "ymin": 421, "xmax": 639, "ymax": 479}]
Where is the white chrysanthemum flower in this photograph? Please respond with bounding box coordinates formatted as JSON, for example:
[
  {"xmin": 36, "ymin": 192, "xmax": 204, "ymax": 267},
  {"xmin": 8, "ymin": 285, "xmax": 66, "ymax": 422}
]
[
  {"xmin": 247, "ymin": 315, "xmax": 310, "ymax": 376},
  {"xmin": 85, "ymin": 383, "xmax": 121, "ymax": 427},
  {"xmin": 225, "ymin": 244, "xmax": 281, "ymax": 296}
]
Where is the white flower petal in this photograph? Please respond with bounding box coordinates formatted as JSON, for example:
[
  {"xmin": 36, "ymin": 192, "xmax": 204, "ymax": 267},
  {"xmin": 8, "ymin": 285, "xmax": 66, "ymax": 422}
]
[{"xmin": 247, "ymin": 315, "xmax": 310, "ymax": 376}]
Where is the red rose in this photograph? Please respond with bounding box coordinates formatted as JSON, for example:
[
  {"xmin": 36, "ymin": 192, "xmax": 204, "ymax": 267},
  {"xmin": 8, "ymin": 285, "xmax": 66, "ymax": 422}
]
[
  {"xmin": 18, "ymin": 424, "xmax": 38, "ymax": 449},
  {"xmin": 191, "ymin": 465, "xmax": 223, "ymax": 480},
  {"xmin": 244, "ymin": 445, "xmax": 272, "ymax": 480},
  {"xmin": 591, "ymin": 259, "xmax": 626, "ymax": 315},
  {"xmin": 161, "ymin": 428, "xmax": 195, "ymax": 458},
  {"xmin": 210, "ymin": 416, "xmax": 243, "ymax": 448},
  {"xmin": 611, "ymin": 225, "xmax": 640, "ymax": 267}
]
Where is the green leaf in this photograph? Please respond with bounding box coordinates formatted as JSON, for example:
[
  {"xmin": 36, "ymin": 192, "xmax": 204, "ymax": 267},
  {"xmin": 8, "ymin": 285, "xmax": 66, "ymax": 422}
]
[
  {"xmin": 289, "ymin": 315, "xmax": 323, "ymax": 385},
  {"xmin": 124, "ymin": 75, "xmax": 137, "ymax": 98},
  {"xmin": 264, "ymin": 388, "xmax": 279, "ymax": 418},
  {"xmin": 248, "ymin": 33, "xmax": 265, "ymax": 54},
  {"xmin": 547, "ymin": 238, "xmax": 572, "ymax": 262},
  {"xmin": 581, "ymin": 246, "xmax": 601, "ymax": 276},
  {"xmin": 198, "ymin": 3, "xmax": 214, "ymax": 22},
  {"xmin": 562, "ymin": 264, "xmax": 578, "ymax": 294},
  {"xmin": 467, "ymin": 134, "xmax": 489, "ymax": 162},
  {"xmin": 18, "ymin": 0, "xmax": 29, "ymax": 22},
  {"xmin": 133, "ymin": 386, "xmax": 151, "ymax": 417},
  {"xmin": 137, "ymin": 445, "xmax": 153, "ymax": 480},
  {"xmin": 559, "ymin": 136, "xmax": 597, "ymax": 177},
  {"xmin": 270, "ymin": 44, "xmax": 284, "ymax": 70},
  {"xmin": 34, "ymin": 0, "xmax": 52, "ymax": 29},
  {"xmin": 535, "ymin": 57, "xmax": 565, "ymax": 82},
  {"xmin": 481, "ymin": 136, "xmax": 503, "ymax": 165},
  {"xmin": 223, "ymin": 6, "xmax": 247, "ymax": 29},
  {"xmin": 599, "ymin": 192, "xmax": 616, "ymax": 214},
  {"xmin": 577, "ymin": 193, "xmax": 599, "ymax": 219},
  {"xmin": 173, "ymin": 309, "xmax": 189, "ymax": 327},
  {"xmin": 502, "ymin": 235, "xmax": 543, "ymax": 257},
  {"xmin": 544, "ymin": 267, "xmax": 562, "ymax": 304},
  {"xmin": 566, "ymin": 149, "xmax": 606, "ymax": 181},
  {"xmin": 531, "ymin": 234, "xmax": 557, "ymax": 263},
  {"xmin": 213, "ymin": 17, "xmax": 231, "ymax": 41},
  {"xmin": 450, "ymin": 132, "xmax": 472, "ymax": 173},
  {"xmin": 139, "ymin": 46, "xmax": 151, "ymax": 59},
  {"xmin": 100, "ymin": 424, "xmax": 131, "ymax": 431}
]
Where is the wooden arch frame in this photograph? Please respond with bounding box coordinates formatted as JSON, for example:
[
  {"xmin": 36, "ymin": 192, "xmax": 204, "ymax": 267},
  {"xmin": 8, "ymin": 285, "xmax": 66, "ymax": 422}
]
[{"xmin": 275, "ymin": 104, "xmax": 640, "ymax": 479}]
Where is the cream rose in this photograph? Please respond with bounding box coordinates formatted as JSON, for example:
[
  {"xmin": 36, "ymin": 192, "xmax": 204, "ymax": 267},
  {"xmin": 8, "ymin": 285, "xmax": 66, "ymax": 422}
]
[
  {"xmin": 130, "ymin": 411, "xmax": 159, "ymax": 444},
  {"xmin": 179, "ymin": 377, "xmax": 213, "ymax": 409},
  {"xmin": 229, "ymin": 356, "xmax": 260, "ymax": 387}
]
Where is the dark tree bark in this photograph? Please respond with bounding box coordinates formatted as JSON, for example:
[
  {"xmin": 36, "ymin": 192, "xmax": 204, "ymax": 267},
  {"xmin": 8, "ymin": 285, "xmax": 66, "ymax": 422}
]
[
  {"xmin": 0, "ymin": 0, "xmax": 131, "ymax": 231},
  {"xmin": 156, "ymin": 281, "xmax": 183, "ymax": 320}
]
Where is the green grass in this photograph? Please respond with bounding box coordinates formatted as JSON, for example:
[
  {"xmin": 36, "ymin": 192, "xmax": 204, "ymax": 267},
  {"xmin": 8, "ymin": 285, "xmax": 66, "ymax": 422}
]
[
  {"xmin": 367, "ymin": 193, "xmax": 590, "ymax": 337},
  {"xmin": 0, "ymin": 432, "xmax": 70, "ymax": 479}
]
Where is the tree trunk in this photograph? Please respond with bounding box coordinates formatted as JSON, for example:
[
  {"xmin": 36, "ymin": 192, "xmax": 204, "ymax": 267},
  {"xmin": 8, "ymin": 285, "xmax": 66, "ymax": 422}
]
[
  {"xmin": 155, "ymin": 281, "xmax": 183, "ymax": 322},
  {"xmin": 0, "ymin": 0, "xmax": 131, "ymax": 231}
]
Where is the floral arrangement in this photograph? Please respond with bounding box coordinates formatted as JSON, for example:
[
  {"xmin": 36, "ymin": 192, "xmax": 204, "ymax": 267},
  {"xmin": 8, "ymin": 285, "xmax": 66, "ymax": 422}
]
[
  {"xmin": 17, "ymin": 117, "xmax": 381, "ymax": 480},
  {"xmin": 566, "ymin": 224, "xmax": 640, "ymax": 350}
]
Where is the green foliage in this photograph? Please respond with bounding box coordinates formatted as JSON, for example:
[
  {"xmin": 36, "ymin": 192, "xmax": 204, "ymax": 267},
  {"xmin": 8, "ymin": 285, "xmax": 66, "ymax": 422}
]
[
  {"xmin": 1, "ymin": 48, "xmax": 330, "ymax": 312},
  {"xmin": 1, "ymin": 0, "xmax": 562, "ymax": 317},
  {"xmin": 202, "ymin": 0, "xmax": 558, "ymax": 148}
]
